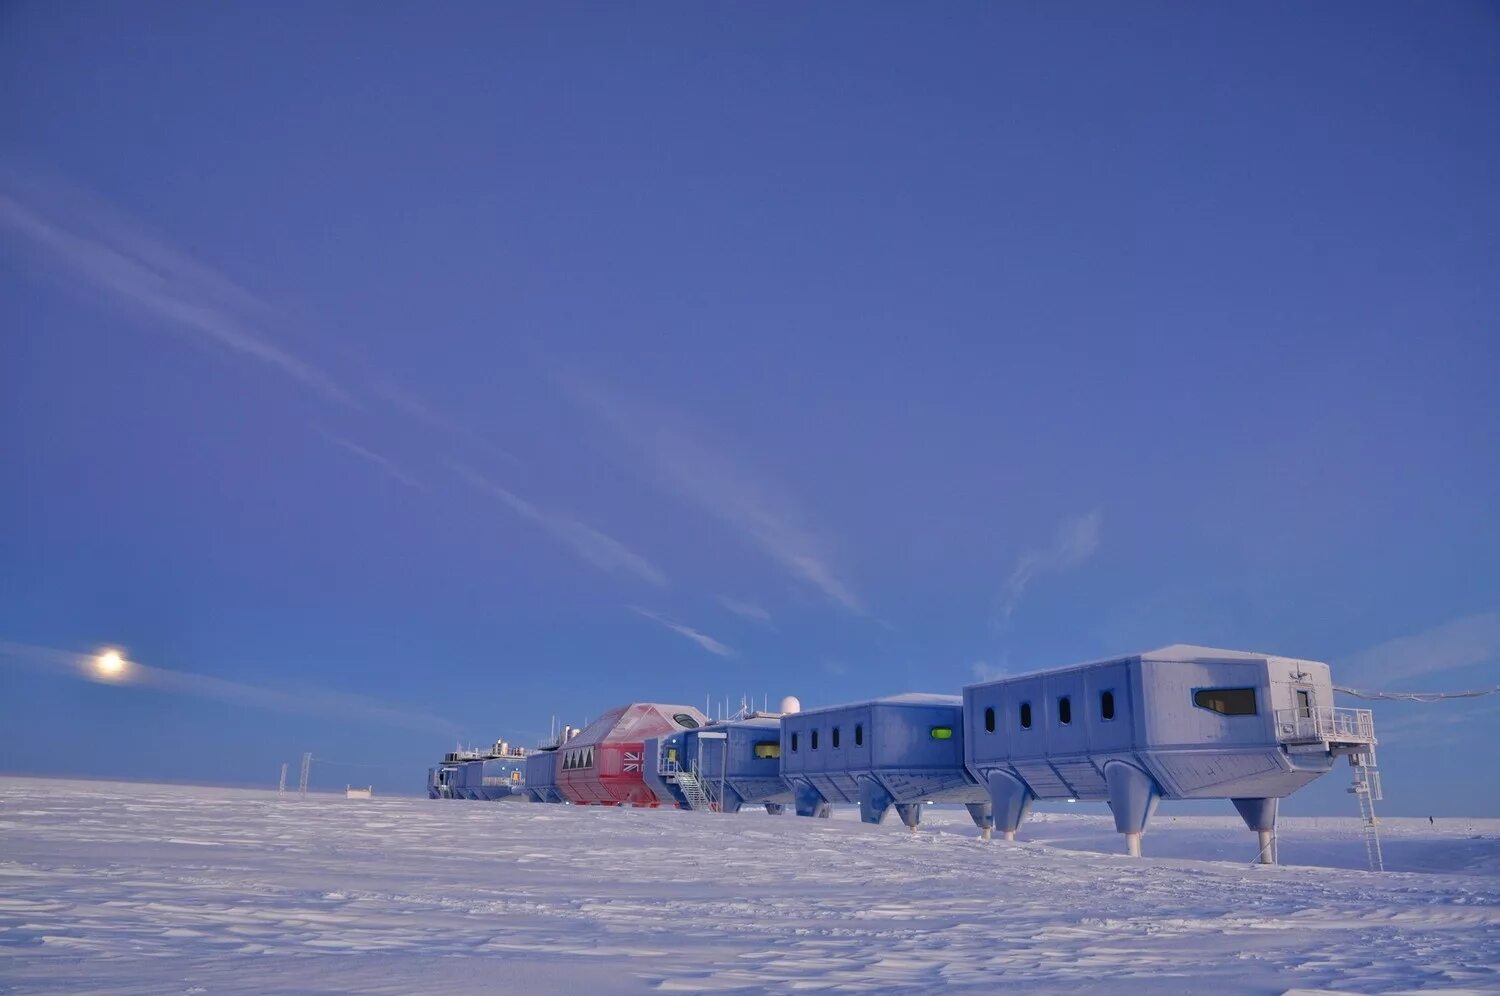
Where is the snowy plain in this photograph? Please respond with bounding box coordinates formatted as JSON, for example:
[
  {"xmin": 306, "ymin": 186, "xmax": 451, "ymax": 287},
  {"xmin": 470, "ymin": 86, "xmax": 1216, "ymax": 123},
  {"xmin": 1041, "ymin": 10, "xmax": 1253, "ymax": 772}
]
[{"xmin": 0, "ymin": 777, "xmax": 1495, "ymax": 994}]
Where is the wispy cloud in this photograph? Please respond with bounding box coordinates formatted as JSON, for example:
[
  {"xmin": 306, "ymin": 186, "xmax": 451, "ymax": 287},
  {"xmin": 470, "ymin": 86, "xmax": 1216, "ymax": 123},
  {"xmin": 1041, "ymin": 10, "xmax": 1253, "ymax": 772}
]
[
  {"xmin": 559, "ymin": 376, "xmax": 863, "ymax": 614},
  {"xmin": 0, "ymin": 173, "xmax": 354, "ymax": 406},
  {"xmin": 971, "ymin": 660, "xmax": 1008, "ymax": 682},
  {"xmin": 319, "ymin": 429, "xmax": 423, "ymax": 489},
  {"xmin": 630, "ymin": 607, "xmax": 733, "ymax": 657},
  {"xmin": 1338, "ymin": 610, "xmax": 1500, "ymax": 690},
  {"xmin": 995, "ymin": 508, "xmax": 1102, "ymax": 625},
  {"xmin": 717, "ymin": 595, "xmax": 773, "ymax": 625},
  {"xmin": 369, "ymin": 380, "xmax": 522, "ymax": 468},
  {"xmin": 452, "ymin": 463, "xmax": 668, "ymax": 586},
  {"xmin": 0, "ymin": 639, "xmax": 457, "ymax": 737}
]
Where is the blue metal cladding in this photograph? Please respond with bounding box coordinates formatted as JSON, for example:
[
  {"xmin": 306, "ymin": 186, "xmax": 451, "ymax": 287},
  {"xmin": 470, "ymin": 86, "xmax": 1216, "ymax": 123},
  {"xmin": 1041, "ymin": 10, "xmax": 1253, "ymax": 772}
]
[
  {"xmin": 642, "ymin": 732, "xmax": 691, "ymax": 808},
  {"xmin": 478, "ymin": 757, "xmax": 526, "ymax": 800},
  {"xmin": 780, "ymin": 694, "xmax": 988, "ymax": 827},
  {"xmin": 691, "ymin": 717, "xmax": 791, "ymax": 811},
  {"xmin": 523, "ymin": 749, "xmax": 564, "ymax": 803},
  {"xmin": 458, "ymin": 760, "xmax": 487, "ymax": 800},
  {"xmin": 962, "ymin": 645, "xmax": 1344, "ymax": 816}
]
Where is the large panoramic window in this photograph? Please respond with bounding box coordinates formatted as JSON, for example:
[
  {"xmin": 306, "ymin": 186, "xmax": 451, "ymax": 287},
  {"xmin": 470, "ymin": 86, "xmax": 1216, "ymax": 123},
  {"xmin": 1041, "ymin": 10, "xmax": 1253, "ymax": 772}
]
[
  {"xmin": 984, "ymin": 706, "xmax": 995, "ymax": 733},
  {"xmin": 1193, "ymin": 687, "xmax": 1258, "ymax": 716},
  {"xmin": 1058, "ymin": 696, "xmax": 1072, "ymax": 725},
  {"xmin": 1100, "ymin": 690, "xmax": 1116, "ymax": 721},
  {"xmin": 1019, "ymin": 702, "xmax": 1033, "ymax": 730},
  {"xmin": 754, "ymin": 741, "xmax": 780, "ymax": 759}
]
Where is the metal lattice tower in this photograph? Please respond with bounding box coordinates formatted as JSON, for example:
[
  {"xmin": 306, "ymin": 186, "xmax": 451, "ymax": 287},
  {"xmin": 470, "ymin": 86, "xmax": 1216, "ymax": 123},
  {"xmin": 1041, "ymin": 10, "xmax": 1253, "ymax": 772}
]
[
  {"xmin": 298, "ymin": 752, "xmax": 312, "ymax": 800},
  {"xmin": 277, "ymin": 762, "xmax": 288, "ymax": 800}
]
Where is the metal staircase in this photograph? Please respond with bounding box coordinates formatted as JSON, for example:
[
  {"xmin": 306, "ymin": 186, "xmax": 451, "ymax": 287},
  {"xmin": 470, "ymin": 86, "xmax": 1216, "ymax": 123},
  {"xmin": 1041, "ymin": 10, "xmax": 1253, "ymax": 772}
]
[
  {"xmin": 1275, "ymin": 704, "xmax": 1384, "ymax": 872},
  {"xmin": 675, "ymin": 768, "xmax": 716, "ymax": 811},
  {"xmin": 1349, "ymin": 746, "xmax": 1384, "ymax": 872}
]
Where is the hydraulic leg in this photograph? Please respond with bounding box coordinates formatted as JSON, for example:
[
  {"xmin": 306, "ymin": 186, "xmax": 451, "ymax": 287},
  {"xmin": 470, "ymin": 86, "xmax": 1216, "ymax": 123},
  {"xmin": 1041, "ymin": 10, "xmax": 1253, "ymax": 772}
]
[
  {"xmin": 858, "ymin": 778, "xmax": 894, "ymax": 825},
  {"xmin": 1103, "ymin": 761, "xmax": 1160, "ymax": 857},
  {"xmin": 985, "ymin": 770, "xmax": 1035, "ymax": 841},
  {"xmin": 965, "ymin": 801, "xmax": 994, "ymax": 841},
  {"xmin": 1232, "ymin": 797, "xmax": 1279, "ymax": 865}
]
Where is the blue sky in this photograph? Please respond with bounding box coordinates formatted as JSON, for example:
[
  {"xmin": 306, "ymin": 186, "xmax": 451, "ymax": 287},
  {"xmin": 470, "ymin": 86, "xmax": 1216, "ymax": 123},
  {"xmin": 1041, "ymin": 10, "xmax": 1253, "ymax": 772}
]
[{"xmin": 2, "ymin": 3, "xmax": 1497, "ymax": 814}]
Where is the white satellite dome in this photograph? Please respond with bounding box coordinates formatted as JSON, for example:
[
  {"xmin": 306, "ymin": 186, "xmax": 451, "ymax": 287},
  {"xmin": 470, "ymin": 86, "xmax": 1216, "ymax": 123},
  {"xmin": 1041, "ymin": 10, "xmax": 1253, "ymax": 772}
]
[{"xmin": 778, "ymin": 695, "xmax": 801, "ymax": 715}]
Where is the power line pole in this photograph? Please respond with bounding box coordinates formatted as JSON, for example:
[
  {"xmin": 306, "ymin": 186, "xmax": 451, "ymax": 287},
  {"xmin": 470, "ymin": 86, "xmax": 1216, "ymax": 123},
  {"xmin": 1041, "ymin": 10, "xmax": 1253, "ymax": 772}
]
[{"xmin": 298, "ymin": 752, "xmax": 312, "ymax": 800}]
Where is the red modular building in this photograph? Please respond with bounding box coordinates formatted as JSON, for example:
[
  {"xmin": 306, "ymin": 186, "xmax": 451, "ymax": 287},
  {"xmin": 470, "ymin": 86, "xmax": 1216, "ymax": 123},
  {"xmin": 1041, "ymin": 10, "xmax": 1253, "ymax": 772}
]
[{"xmin": 557, "ymin": 703, "xmax": 710, "ymax": 806}]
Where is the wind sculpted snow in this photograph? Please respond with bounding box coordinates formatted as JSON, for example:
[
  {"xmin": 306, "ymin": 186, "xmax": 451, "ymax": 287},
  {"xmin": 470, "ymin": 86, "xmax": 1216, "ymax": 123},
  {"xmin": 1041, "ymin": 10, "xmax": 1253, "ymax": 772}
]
[{"xmin": 0, "ymin": 778, "xmax": 1495, "ymax": 994}]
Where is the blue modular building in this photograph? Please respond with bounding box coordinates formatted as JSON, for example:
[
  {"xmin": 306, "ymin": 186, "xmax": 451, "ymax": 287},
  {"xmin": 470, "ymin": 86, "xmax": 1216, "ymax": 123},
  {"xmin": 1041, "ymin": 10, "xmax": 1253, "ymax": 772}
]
[
  {"xmin": 456, "ymin": 759, "xmax": 485, "ymax": 800},
  {"xmin": 428, "ymin": 743, "xmax": 531, "ymax": 801},
  {"xmin": 779, "ymin": 694, "xmax": 993, "ymax": 831},
  {"xmin": 642, "ymin": 729, "xmax": 692, "ymax": 808},
  {"xmin": 524, "ymin": 747, "xmax": 565, "ymax": 803},
  {"xmin": 645, "ymin": 717, "xmax": 791, "ymax": 813},
  {"xmin": 428, "ymin": 750, "xmax": 482, "ymax": 798},
  {"xmin": 963, "ymin": 644, "xmax": 1379, "ymax": 861},
  {"xmin": 691, "ymin": 716, "xmax": 792, "ymax": 814},
  {"xmin": 477, "ymin": 755, "xmax": 527, "ymax": 800}
]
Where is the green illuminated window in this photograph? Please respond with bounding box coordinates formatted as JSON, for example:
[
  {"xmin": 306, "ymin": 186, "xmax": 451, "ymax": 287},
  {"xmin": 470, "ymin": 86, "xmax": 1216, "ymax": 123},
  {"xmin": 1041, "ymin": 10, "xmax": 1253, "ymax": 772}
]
[{"xmin": 929, "ymin": 726, "xmax": 954, "ymax": 740}]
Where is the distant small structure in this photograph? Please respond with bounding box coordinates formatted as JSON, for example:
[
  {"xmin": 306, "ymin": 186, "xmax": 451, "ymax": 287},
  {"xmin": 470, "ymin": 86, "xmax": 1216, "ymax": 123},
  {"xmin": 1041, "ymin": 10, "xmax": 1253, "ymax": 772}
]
[{"xmin": 345, "ymin": 785, "xmax": 372, "ymax": 800}]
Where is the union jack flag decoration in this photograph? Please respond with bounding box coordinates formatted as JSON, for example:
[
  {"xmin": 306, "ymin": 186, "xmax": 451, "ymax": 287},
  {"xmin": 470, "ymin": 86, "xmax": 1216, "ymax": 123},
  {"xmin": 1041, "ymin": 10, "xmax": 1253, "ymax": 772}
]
[{"xmin": 623, "ymin": 750, "xmax": 642, "ymax": 773}]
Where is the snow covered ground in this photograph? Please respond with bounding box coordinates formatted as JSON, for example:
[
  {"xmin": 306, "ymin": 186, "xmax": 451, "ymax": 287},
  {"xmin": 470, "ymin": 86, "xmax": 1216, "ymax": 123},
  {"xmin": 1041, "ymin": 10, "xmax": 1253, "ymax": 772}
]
[{"xmin": 0, "ymin": 777, "xmax": 1495, "ymax": 994}]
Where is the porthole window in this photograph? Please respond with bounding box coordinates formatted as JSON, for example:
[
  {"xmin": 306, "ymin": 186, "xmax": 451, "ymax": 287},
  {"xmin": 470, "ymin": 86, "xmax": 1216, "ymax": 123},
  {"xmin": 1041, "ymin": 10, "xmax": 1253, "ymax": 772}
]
[
  {"xmin": 1100, "ymin": 690, "xmax": 1116, "ymax": 721},
  {"xmin": 929, "ymin": 726, "xmax": 954, "ymax": 740},
  {"xmin": 1058, "ymin": 696, "xmax": 1072, "ymax": 725},
  {"xmin": 1020, "ymin": 702, "xmax": 1033, "ymax": 730},
  {"xmin": 791, "ymin": 732, "xmax": 799, "ymax": 753},
  {"xmin": 832, "ymin": 726, "xmax": 841, "ymax": 749},
  {"xmin": 984, "ymin": 706, "xmax": 995, "ymax": 733},
  {"xmin": 1194, "ymin": 687, "xmax": 1258, "ymax": 716},
  {"xmin": 854, "ymin": 724, "xmax": 863, "ymax": 746},
  {"xmin": 811, "ymin": 729, "xmax": 819, "ymax": 750}
]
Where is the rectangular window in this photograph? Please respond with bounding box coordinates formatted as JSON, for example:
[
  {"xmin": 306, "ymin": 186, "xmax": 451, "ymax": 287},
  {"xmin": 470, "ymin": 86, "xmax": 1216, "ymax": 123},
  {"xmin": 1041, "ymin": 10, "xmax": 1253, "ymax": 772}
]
[
  {"xmin": 753, "ymin": 741, "xmax": 780, "ymax": 759},
  {"xmin": 1296, "ymin": 689, "xmax": 1312, "ymax": 718},
  {"xmin": 1193, "ymin": 687, "xmax": 1258, "ymax": 716}
]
